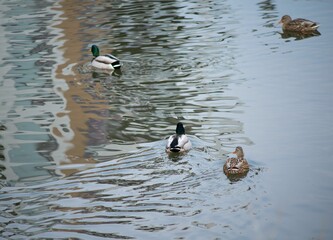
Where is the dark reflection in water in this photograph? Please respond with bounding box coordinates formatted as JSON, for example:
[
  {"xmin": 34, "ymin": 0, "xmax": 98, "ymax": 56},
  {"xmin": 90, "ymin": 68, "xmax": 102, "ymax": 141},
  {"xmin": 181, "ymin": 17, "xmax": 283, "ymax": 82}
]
[
  {"xmin": 257, "ymin": 0, "xmax": 278, "ymax": 28},
  {"xmin": 0, "ymin": 123, "xmax": 6, "ymax": 180},
  {"xmin": 280, "ymin": 30, "xmax": 321, "ymax": 40},
  {"xmin": 0, "ymin": 0, "xmax": 333, "ymax": 239}
]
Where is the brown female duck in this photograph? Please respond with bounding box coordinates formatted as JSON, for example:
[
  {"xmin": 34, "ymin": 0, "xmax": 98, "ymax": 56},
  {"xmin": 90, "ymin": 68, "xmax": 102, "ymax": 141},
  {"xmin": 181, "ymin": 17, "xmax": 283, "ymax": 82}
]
[
  {"xmin": 278, "ymin": 15, "xmax": 319, "ymax": 33},
  {"xmin": 223, "ymin": 146, "xmax": 249, "ymax": 176}
]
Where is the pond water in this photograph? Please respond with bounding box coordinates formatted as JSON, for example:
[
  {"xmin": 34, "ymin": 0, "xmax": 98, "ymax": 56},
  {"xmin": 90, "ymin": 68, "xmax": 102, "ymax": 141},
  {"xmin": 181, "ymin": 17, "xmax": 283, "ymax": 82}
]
[{"xmin": 1, "ymin": 0, "xmax": 333, "ymax": 239}]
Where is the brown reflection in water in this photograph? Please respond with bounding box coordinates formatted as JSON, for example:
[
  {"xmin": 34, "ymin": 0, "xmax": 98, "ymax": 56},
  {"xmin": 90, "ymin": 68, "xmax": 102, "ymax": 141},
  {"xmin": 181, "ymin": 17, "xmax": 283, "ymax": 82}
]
[
  {"xmin": 280, "ymin": 30, "xmax": 321, "ymax": 40},
  {"xmin": 52, "ymin": 0, "xmax": 109, "ymax": 176}
]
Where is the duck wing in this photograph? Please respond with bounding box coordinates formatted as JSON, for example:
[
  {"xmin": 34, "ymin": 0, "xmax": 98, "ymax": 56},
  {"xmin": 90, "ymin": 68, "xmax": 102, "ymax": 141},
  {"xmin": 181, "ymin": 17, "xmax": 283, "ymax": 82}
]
[
  {"xmin": 225, "ymin": 157, "xmax": 236, "ymax": 169},
  {"xmin": 293, "ymin": 18, "xmax": 319, "ymax": 30},
  {"xmin": 166, "ymin": 135, "xmax": 175, "ymax": 149},
  {"xmin": 166, "ymin": 135, "xmax": 181, "ymax": 152},
  {"xmin": 166, "ymin": 134, "xmax": 191, "ymax": 152},
  {"xmin": 95, "ymin": 54, "xmax": 121, "ymax": 68},
  {"xmin": 177, "ymin": 135, "xmax": 191, "ymax": 149}
]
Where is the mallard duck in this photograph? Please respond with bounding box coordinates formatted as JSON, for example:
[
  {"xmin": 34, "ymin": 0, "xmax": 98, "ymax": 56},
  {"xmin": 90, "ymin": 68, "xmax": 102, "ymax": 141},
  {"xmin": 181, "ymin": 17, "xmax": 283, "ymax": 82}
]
[
  {"xmin": 91, "ymin": 45, "xmax": 121, "ymax": 70},
  {"xmin": 278, "ymin": 15, "xmax": 319, "ymax": 33},
  {"xmin": 166, "ymin": 122, "xmax": 192, "ymax": 153},
  {"xmin": 223, "ymin": 146, "xmax": 249, "ymax": 175}
]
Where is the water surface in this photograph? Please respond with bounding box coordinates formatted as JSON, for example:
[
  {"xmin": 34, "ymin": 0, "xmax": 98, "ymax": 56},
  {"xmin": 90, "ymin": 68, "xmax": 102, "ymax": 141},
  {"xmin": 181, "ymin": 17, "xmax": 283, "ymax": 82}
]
[{"xmin": 0, "ymin": 0, "xmax": 333, "ymax": 239}]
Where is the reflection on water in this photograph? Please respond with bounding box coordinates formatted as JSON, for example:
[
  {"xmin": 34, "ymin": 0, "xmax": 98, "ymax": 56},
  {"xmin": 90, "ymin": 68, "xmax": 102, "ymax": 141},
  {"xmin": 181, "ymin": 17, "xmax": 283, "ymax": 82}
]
[
  {"xmin": 0, "ymin": 0, "xmax": 333, "ymax": 239},
  {"xmin": 280, "ymin": 30, "xmax": 321, "ymax": 40},
  {"xmin": 0, "ymin": 0, "xmax": 61, "ymax": 181}
]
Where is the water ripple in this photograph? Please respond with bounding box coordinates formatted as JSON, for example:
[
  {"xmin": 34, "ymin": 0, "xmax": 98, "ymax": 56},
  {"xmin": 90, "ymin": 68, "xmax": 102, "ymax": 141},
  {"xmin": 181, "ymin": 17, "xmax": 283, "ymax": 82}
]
[
  {"xmin": 0, "ymin": 142, "xmax": 263, "ymax": 238},
  {"xmin": 0, "ymin": 0, "xmax": 267, "ymax": 239}
]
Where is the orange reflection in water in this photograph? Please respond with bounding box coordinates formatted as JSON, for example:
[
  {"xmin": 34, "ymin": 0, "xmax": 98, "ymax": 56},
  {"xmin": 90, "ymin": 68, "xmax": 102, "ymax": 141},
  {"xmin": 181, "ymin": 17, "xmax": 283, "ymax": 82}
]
[{"xmin": 51, "ymin": 0, "xmax": 109, "ymax": 176}]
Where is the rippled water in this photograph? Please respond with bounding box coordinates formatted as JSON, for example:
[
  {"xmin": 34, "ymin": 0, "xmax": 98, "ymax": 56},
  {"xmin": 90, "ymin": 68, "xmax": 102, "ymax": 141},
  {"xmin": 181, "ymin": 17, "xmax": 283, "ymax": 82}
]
[{"xmin": 1, "ymin": 0, "xmax": 333, "ymax": 239}]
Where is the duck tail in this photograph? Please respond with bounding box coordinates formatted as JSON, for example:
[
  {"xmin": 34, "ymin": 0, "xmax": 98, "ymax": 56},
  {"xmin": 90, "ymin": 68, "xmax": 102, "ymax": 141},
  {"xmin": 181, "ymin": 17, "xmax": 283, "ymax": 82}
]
[
  {"xmin": 170, "ymin": 137, "xmax": 180, "ymax": 152},
  {"xmin": 112, "ymin": 61, "xmax": 121, "ymax": 69},
  {"xmin": 313, "ymin": 24, "xmax": 320, "ymax": 30},
  {"xmin": 308, "ymin": 21, "xmax": 319, "ymax": 30}
]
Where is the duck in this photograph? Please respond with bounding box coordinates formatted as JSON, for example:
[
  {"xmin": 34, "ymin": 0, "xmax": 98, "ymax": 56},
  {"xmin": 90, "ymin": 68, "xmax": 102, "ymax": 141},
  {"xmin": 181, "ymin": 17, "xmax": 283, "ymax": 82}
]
[
  {"xmin": 91, "ymin": 45, "xmax": 121, "ymax": 70},
  {"xmin": 166, "ymin": 122, "xmax": 192, "ymax": 153},
  {"xmin": 223, "ymin": 146, "xmax": 249, "ymax": 175},
  {"xmin": 278, "ymin": 15, "xmax": 319, "ymax": 33}
]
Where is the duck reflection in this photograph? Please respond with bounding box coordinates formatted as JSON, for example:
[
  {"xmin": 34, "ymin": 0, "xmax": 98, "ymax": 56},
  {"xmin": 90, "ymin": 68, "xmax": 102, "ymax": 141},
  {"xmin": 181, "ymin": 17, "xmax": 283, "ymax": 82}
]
[
  {"xmin": 91, "ymin": 68, "xmax": 122, "ymax": 79},
  {"xmin": 225, "ymin": 172, "xmax": 249, "ymax": 182},
  {"xmin": 167, "ymin": 151, "xmax": 188, "ymax": 162},
  {"xmin": 280, "ymin": 29, "xmax": 321, "ymax": 40}
]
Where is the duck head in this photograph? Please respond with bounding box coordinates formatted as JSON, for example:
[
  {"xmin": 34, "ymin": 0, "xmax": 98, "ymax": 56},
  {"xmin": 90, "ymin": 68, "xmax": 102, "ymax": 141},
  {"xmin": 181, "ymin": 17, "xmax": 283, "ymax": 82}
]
[
  {"xmin": 175, "ymin": 122, "xmax": 185, "ymax": 135},
  {"xmin": 91, "ymin": 45, "xmax": 100, "ymax": 57},
  {"xmin": 232, "ymin": 146, "xmax": 244, "ymax": 159},
  {"xmin": 279, "ymin": 15, "xmax": 292, "ymax": 25}
]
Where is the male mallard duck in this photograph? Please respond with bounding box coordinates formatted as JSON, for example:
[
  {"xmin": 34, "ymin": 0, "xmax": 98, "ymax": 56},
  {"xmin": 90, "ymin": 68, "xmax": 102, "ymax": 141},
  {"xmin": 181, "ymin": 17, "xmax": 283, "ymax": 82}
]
[
  {"xmin": 166, "ymin": 122, "xmax": 192, "ymax": 153},
  {"xmin": 223, "ymin": 146, "xmax": 249, "ymax": 175},
  {"xmin": 91, "ymin": 45, "xmax": 121, "ymax": 70},
  {"xmin": 278, "ymin": 15, "xmax": 319, "ymax": 33}
]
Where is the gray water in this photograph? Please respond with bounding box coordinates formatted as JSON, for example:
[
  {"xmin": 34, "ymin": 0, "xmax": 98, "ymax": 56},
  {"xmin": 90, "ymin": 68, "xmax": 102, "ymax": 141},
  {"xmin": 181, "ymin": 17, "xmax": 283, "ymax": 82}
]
[{"xmin": 0, "ymin": 0, "xmax": 333, "ymax": 239}]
